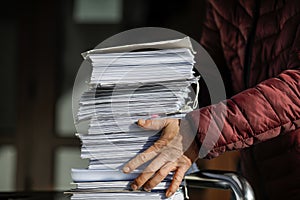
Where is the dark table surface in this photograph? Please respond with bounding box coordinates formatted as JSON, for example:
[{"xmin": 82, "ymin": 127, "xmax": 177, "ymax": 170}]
[{"xmin": 0, "ymin": 191, "xmax": 70, "ymax": 200}]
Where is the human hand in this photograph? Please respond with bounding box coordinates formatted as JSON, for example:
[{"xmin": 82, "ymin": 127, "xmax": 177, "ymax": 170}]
[{"xmin": 122, "ymin": 118, "xmax": 199, "ymax": 197}]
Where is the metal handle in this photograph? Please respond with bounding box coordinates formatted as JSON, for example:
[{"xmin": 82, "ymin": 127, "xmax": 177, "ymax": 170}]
[{"xmin": 184, "ymin": 170, "xmax": 255, "ymax": 200}]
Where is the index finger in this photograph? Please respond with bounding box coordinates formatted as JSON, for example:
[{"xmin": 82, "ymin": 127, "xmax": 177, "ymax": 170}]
[{"xmin": 122, "ymin": 132, "xmax": 178, "ymax": 174}]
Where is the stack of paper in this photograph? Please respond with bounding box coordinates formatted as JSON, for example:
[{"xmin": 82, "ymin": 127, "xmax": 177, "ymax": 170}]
[{"xmin": 68, "ymin": 37, "xmax": 198, "ymax": 200}]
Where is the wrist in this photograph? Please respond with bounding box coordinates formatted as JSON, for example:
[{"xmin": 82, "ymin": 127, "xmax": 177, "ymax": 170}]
[{"xmin": 184, "ymin": 138, "xmax": 199, "ymax": 162}]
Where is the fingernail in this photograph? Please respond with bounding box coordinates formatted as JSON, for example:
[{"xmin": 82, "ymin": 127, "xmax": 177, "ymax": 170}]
[
  {"xmin": 131, "ymin": 183, "xmax": 138, "ymax": 191},
  {"xmin": 123, "ymin": 167, "xmax": 130, "ymax": 173},
  {"xmin": 143, "ymin": 186, "xmax": 151, "ymax": 192},
  {"xmin": 166, "ymin": 191, "xmax": 173, "ymax": 197}
]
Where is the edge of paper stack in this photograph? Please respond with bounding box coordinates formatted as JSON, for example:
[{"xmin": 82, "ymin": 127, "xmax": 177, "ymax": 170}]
[{"xmin": 67, "ymin": 37, "xmax": 199, "ymax": 200}]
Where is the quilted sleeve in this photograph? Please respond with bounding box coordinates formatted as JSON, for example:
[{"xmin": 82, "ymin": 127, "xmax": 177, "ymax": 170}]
[{"xmin": 186, "ymin": 69, "xmax": 300, "ymax": 159}]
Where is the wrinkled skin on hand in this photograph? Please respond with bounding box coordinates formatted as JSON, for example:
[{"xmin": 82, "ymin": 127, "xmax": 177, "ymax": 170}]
[{"xmin": 122, "ymin": 118, "xmax": 199, "ymax": 197}]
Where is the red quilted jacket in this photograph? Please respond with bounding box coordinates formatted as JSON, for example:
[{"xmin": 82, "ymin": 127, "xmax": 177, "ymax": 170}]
[{"xmin": 186, "ymin": 0, "xmax": 300, "ymax": 199}]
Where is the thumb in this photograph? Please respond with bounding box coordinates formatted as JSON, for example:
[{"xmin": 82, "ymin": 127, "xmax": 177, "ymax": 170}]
[{"xmin": 137, "ymin": 118, "xmax": 167, "ymax": 130}]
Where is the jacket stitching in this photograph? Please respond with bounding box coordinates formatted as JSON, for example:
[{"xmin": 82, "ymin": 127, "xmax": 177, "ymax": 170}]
[
  {"xmin": 211, "ymin": 0, "xmax": 252, "ymax": 20},
  {"xmin": 202, "ymin": 23, "xmax": 219, "ymax": 33},
  {"xmin": 206, "ymin": 105, "xmax": 225, "ymax": 147},
  {"xmin": 256, "ymin": 85, "xmax": 282, "ymax": 125},
  {"xmin": 211, "ymin": 122, "xmax": 300, "ymax": 153},
  {"xmin": 219, "ymin": 100, "xmax": 246, "ymax": 144},
  {"xmin": 236, "ymin": 1, "xmax": 253, "ymax": 18},
  {"xmin": 222, "ymin": 42, "xmax": 244, "ymax": 70},
  {"xmin": 254, "ymin": 13, "xmax": 300, "ymax": 53},
  {"xmin": 278, "ymin": 10, "xmax": 300, "ymax": 30},
  {"xmin": 258, "ymin": 5, "xmax": 284, "ymax": 18},
  {"xmin": 210, "ymin": 71, "xmax": 300, "ymax": 152},
  {"xmin": 290, "ymin": 24, "xmax": 300, "ymax": 51},
  {"xmin": 231, "ymin": 97, "xmax": 255, "ymax": 136},
  {"xmin": 276, "ymin": 71, "xmax": 300, "ymax": 100},
  {"xmin": 255, "ymin": 32, "xmax": 278, "ymax": 43},
  {"xmin": 259, "ymin": 47, "xmax": 290, "ymax": 67},
  {"xmin": 212, "ymin": 7, "xmax": 248, "ymax": 41}
]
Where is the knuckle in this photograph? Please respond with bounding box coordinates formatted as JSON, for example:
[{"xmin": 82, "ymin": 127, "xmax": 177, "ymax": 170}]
[
  {"xmin": 153, "ymin": 119, "xmax": 164, "ymax": 130},
  {"xmin": 174, "ymin": 174, "xmax": 183, "ymax": 182},
  {"xmin": 162, "ymin": 119, "xmax": 168, "ymax": 126},
  {"xmin": 168, "ymin": 118, "xmax": 179, "ymax": 127},
  {"xmin": 160, "ymin": 151, "xmax": 180, "ymax": 163},
  {"xmin": 165, "ymin": 132, "xmax": 177, "ymax": 141},
  {"xmin": 126, "ymin": 161, "xmax": 135, "ymax": 170},
  {"xmin": 145, "ymin": 180, "xmax": 155, "ymax": 189},
  {"xmin": 145, "ymin": 119, "xmax": 152, "ymax": 126},
  {"xmin": 139, "ymin": 153, "xmax": 148, "ymax": 162},
  {"xmin": 181, "ymin": 156, "xmax": 192, "ymax": 166},
  {"xmin": 156, "ymin": 169, "xmax": 167, "ymax": 178},
  {"xmin": 134, "ymin": 180, "xmax": 143, "ymax": 187},
  {"xmin": 153, "ymin": 140, "xmax": 166, "ymax": 151},
  {"xmin": 135, "ymin": 174, "xmax": 148, "ymax": 186}
]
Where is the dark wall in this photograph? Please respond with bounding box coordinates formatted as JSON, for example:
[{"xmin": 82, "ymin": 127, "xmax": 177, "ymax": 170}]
[{"xmin": 0, "ymin": 0, "xmax": 207, "ymax": 190}]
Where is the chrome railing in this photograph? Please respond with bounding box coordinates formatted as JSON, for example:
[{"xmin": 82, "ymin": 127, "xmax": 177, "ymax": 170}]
[{"xmin": 184, "ymin": 170, "xmax": 255, "ymax": 200}]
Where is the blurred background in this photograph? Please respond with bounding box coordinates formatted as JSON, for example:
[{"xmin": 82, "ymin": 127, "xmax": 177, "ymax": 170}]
[{"xmin": 0, "ymin": 0, "xmax": 239, "ymax": 199}]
